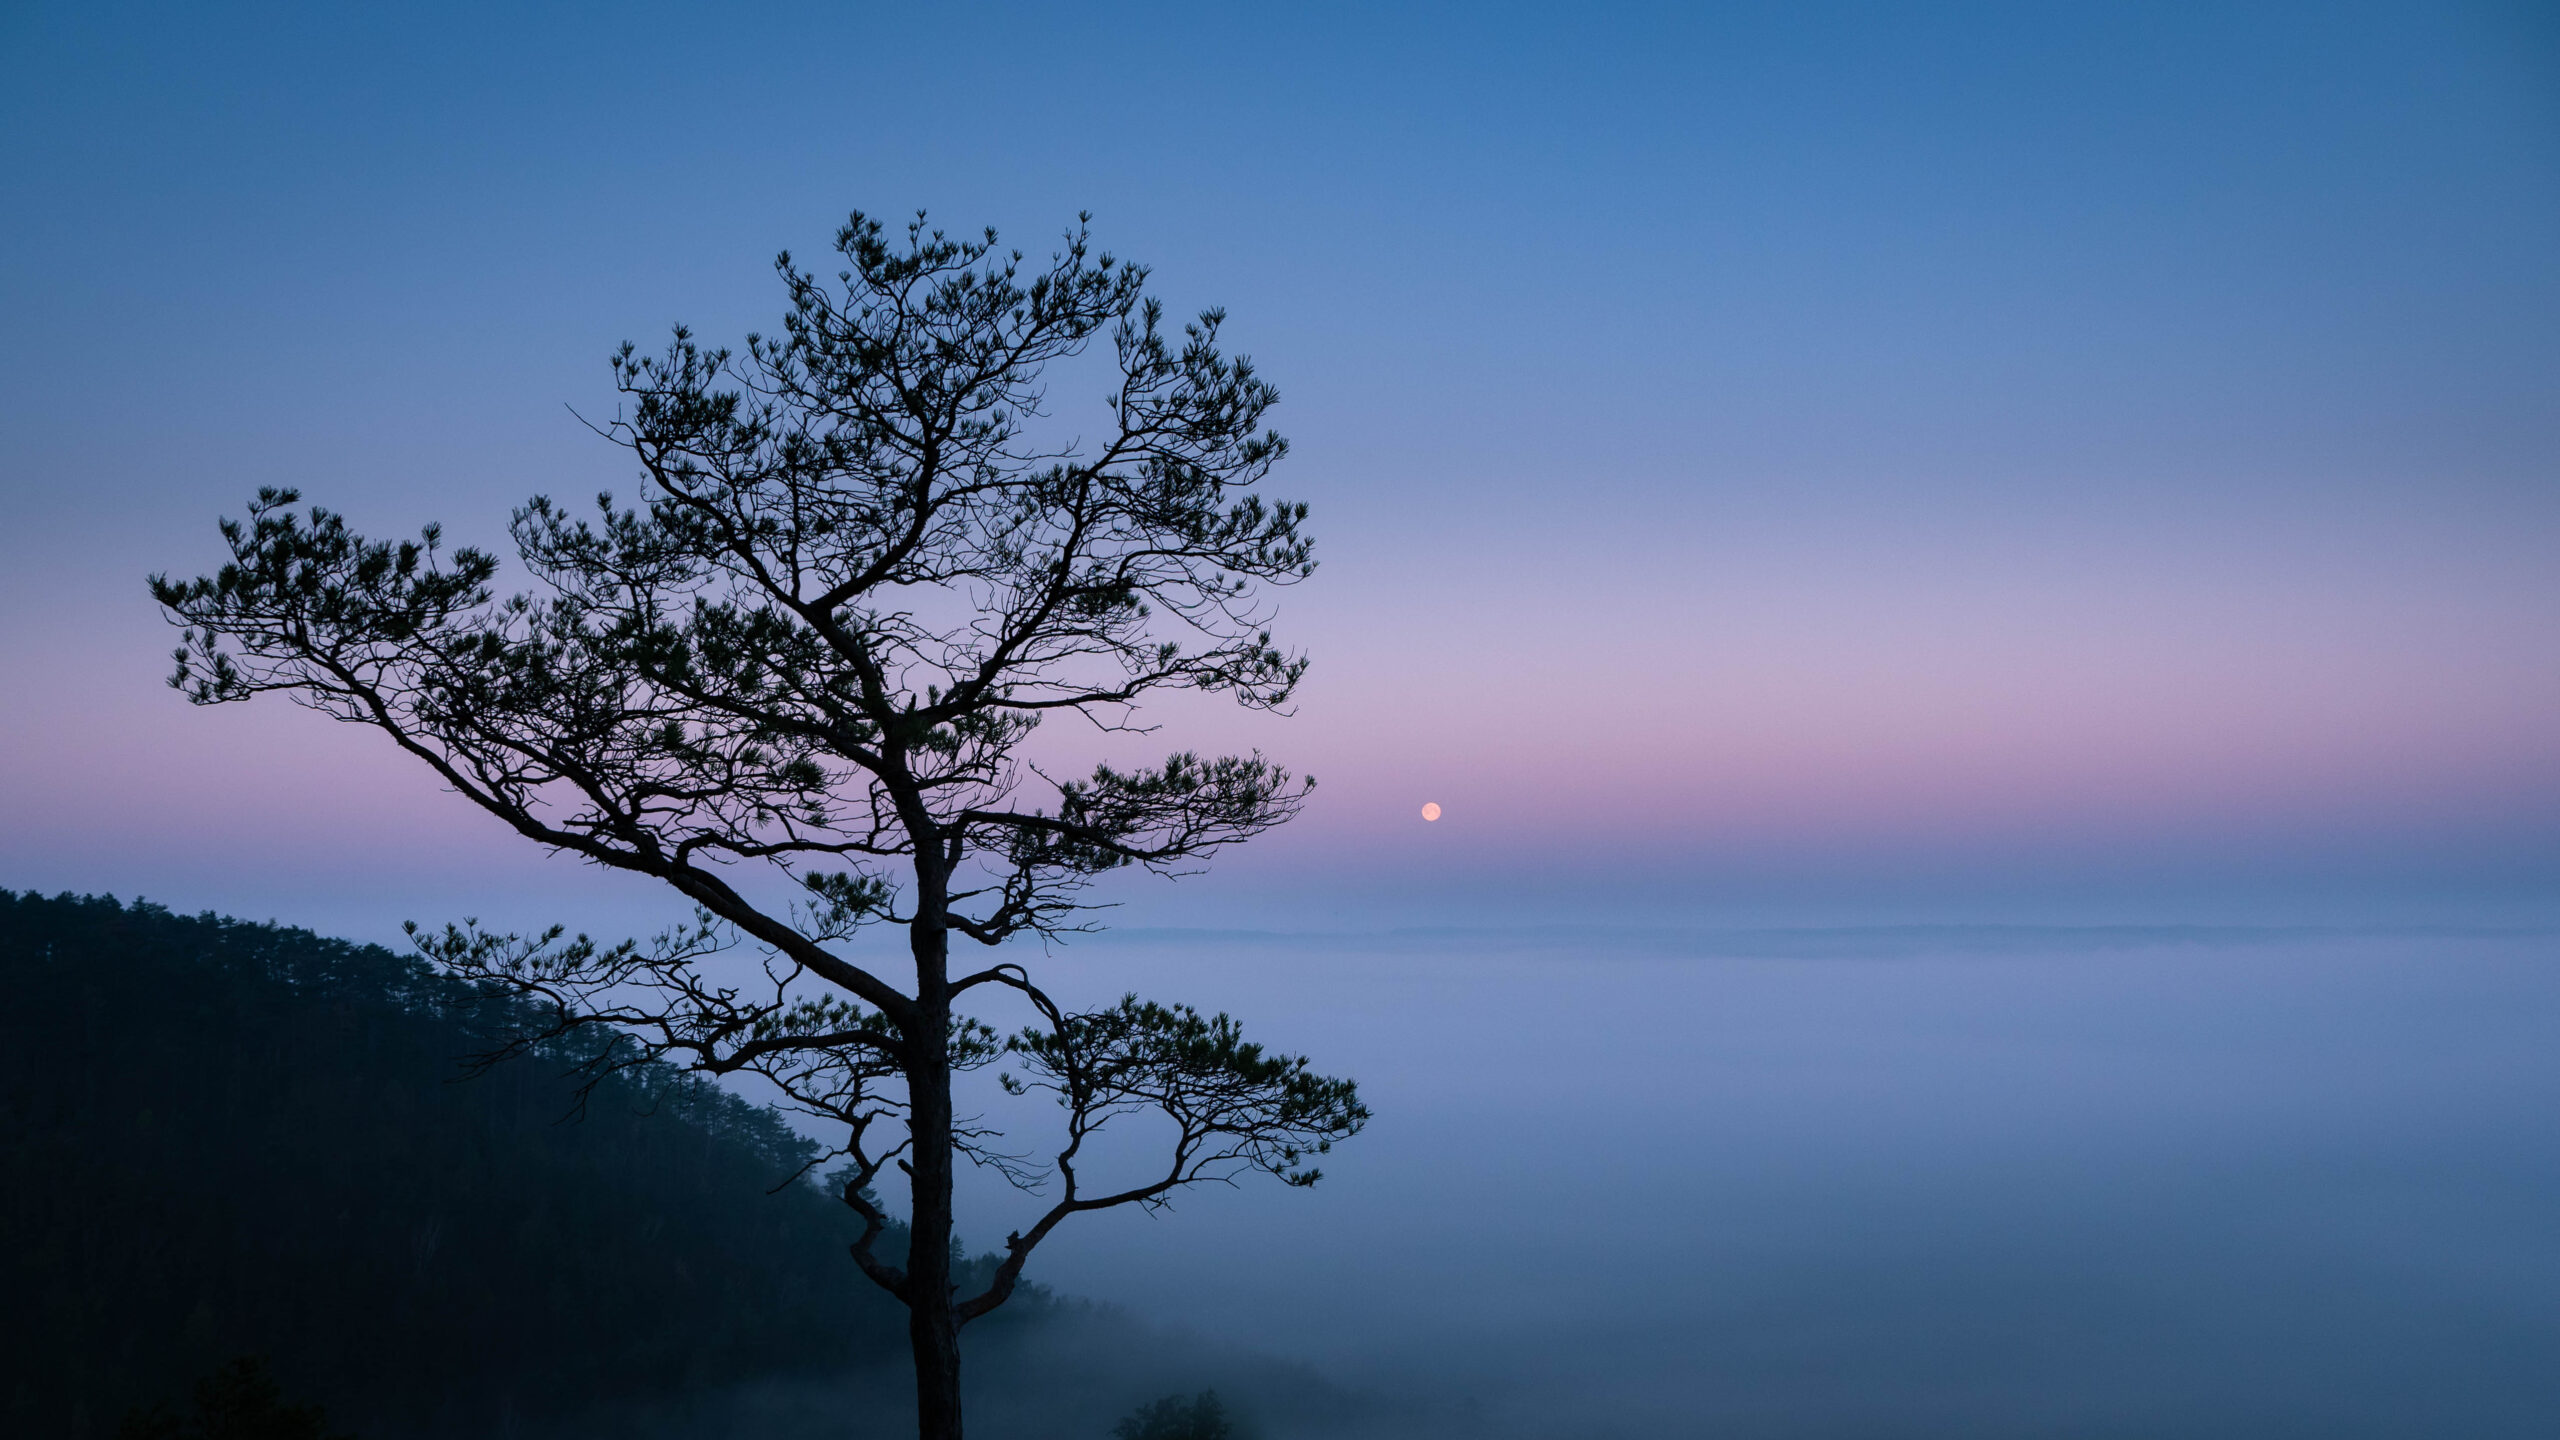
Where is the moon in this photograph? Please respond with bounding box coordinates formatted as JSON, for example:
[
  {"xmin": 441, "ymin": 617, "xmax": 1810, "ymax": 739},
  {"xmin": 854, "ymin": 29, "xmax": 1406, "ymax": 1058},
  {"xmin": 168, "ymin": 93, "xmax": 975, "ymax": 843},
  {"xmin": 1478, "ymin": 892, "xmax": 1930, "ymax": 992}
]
[{"xmin": 1420, "ymin": 802, "xmax": 1442, "ymax": 822}]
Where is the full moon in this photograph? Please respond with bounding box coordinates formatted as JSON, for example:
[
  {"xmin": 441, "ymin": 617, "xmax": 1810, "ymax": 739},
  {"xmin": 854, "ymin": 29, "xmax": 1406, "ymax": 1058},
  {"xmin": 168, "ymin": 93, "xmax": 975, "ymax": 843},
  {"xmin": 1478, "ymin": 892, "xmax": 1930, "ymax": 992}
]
[{"xmin": 1420, "ymin": 802, "xmax": 1442, "ymax": 822}]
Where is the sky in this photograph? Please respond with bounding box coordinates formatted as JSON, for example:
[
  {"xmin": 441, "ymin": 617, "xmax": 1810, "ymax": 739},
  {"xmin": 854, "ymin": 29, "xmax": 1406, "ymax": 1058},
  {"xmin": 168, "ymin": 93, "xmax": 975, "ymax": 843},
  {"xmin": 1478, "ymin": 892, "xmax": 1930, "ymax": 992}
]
[{"xmin": 2, "ymin": 0, "xmax": 2556, "ymax": 936}]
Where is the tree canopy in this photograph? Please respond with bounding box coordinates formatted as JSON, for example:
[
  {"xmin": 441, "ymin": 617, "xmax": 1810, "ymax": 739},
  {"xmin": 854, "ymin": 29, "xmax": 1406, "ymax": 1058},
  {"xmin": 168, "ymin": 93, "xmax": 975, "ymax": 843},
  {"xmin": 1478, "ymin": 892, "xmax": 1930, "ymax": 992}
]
[{"xmin": 152, "ymin": 209, "xmax": 1366, "ymax": 1440}]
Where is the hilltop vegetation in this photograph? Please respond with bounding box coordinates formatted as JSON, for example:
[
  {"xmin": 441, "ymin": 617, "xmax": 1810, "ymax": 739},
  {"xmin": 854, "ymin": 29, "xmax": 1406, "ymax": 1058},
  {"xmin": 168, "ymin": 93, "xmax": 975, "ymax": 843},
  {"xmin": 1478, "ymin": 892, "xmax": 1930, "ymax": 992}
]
[
  {"xmin": 0, "ymin": 891, "xmax": 945, "ymax": 1435},
  {"xmin": 0, "ymin": 892, "xmax": 1380, "ymax": 1439}
]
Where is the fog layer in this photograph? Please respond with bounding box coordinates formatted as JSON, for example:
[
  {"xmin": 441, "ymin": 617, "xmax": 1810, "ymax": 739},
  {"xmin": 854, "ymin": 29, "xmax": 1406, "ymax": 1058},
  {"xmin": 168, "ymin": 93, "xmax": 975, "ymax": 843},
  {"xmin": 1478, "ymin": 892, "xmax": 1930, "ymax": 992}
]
[{"xmin": 990, "ymin": 926, "xmax": 2560, "ymax": 1438}]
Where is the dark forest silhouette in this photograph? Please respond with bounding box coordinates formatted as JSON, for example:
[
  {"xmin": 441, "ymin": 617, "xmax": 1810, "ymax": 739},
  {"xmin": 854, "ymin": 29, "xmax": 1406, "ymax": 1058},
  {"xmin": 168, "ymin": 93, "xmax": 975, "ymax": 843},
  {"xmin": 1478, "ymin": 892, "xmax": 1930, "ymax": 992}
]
[
  {"xmin": 2, "ymin": 892, "xmax": 1369, "ymax": 1439},
  {"xmin": 113, "ymin": 1358, "xmax": 354, "ymax": 1440},
  {"xmin": 0, "ymin": 891, "xmax": 934, "ymax": 1434}
]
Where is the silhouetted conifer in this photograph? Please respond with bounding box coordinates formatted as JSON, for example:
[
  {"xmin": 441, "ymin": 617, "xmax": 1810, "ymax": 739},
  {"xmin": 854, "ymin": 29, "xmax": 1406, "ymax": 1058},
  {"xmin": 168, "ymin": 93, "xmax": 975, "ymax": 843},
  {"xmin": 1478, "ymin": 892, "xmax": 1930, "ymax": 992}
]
[
  {"xmin": 113, "ymin": 1358, "xmax": 351, "ymax": 1440},
  {"xmin": 1111, "ymin": 1390, "xmax": 1234, "ymax": 1440},
  {"xmin": 152, "ymin": 207, "xmax": 1366, "ymax": 1440}
]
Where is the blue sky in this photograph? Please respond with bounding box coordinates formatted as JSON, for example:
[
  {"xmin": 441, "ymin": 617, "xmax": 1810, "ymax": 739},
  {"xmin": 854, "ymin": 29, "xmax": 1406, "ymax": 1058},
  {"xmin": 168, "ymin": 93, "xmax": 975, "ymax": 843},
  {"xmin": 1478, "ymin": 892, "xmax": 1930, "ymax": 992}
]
[{"xmin": 3, "ymin": 1, "xmax": 2555, "ymax": 933}]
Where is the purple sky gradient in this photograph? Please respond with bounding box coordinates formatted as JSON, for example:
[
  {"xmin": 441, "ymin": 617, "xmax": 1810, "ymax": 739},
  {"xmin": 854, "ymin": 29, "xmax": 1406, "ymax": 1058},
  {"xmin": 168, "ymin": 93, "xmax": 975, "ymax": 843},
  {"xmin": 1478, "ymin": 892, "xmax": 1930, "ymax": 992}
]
[{"xmin": 2, "ymin": 1, "xmax": 2554, "ymax": 935}]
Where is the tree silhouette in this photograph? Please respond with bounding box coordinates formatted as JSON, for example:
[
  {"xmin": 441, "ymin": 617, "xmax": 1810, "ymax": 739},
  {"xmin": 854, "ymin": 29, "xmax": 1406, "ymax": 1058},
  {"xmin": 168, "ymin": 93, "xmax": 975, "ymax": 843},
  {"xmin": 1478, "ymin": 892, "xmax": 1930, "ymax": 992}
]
[
  {"xmin": 152, "ymin": 210, "xmax": 1366, "ymax": 1440},
  {"xmin": 1112, "ymin": 1390, "xmax": 1236, "ymax": 1440},
  {"xmin": 114, "ymin": 1358, "xmax": 353, "ymax": 1440}
]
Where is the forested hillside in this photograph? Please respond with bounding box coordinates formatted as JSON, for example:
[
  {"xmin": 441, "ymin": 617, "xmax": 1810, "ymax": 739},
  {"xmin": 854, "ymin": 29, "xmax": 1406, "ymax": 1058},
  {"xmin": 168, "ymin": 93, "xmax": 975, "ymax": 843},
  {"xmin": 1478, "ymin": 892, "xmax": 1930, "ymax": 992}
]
[{"xmin": 0, "ymin": 891, "xmax": 944, "ymax": 1435}]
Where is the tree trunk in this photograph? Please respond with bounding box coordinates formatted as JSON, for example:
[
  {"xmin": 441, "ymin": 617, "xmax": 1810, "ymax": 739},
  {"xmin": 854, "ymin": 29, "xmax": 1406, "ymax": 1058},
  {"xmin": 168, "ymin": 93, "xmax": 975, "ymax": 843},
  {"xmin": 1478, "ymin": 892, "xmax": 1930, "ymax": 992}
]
[{"xmin": 907, "ymin": 906, "xmax": 963, "ymax": 1440}]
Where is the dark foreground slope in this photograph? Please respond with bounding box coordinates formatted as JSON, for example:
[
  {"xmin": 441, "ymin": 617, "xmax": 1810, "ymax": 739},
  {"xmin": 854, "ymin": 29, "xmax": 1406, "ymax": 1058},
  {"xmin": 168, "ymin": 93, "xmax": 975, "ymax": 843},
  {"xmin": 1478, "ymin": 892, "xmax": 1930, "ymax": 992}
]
[
  {"xmin": 0, "ymin": 893, "xmax": 1383, "ymax": 1440},
  {"xmin": 0, "ymin": 892, "xmax": 929, "ymax": 1435}
]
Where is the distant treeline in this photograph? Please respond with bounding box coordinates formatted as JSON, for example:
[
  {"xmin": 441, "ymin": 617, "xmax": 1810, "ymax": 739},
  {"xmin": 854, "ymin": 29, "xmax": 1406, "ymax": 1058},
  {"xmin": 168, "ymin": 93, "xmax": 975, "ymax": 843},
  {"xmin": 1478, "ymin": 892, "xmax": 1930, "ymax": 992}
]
[{"xmin": 0, "ymin": 891, "xmax": 1040, "ymax": 1437}]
